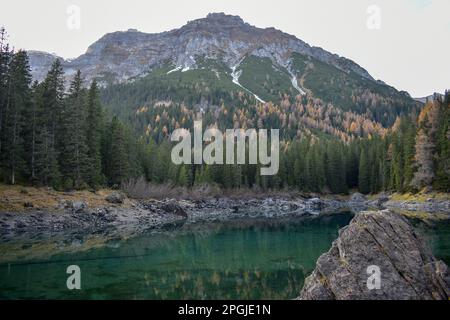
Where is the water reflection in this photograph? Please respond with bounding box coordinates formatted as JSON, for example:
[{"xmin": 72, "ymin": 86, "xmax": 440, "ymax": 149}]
[{"xmin": 2, "ymin": 213, "xmax": 354, "ymax": 299}]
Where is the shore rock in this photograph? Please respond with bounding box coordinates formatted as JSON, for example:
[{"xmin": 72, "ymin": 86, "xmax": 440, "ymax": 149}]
[
  {"xmin": 160, "ymin": 200, "xmax": 188, "ymax": 217},
  {"xmin": 349, "ymin": 192, "xmax": 367, "ymax": 202},
  {"xmin": 106, "ymin": 192, "xmax": 126, "ymax": 204},
  {"xmin": 72, "ymin": 201, "xmax": 87, "ymax": 213},
  {"xmin": 299, "ymin": 210, "xmax": 450, "ymax": 300}
]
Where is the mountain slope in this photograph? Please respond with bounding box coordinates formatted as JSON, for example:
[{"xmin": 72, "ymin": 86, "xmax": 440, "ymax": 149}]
[{"xmin": 28, "ymin": 12, "xmax": 420, "ymax": 134}]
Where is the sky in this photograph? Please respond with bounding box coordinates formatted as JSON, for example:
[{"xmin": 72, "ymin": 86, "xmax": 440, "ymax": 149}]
[{"xmin": 1, "ymin": 0, "xmax": 449, "ymax": 97}]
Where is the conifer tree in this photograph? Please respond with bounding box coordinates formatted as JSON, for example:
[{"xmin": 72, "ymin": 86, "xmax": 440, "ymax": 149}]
[
  {"xmin": 60, "ymin": 70, "xmax": 89, "ymax": 189},
  {"xmin": 85, "ymin": 79, "xmax": 104, "ymax": 186},
  {"xmin": 2, "ymin": 50, "xmax": 31, "ymax": 184},
  {"xmin": 433, "ymin": 97, "xmax": 450, "ymax": 191},
  {"xmin": 34, "ymin": 59, "xmax": 65, "ymax": 187},
  {"xmin": 104, "ymin": 117, "xmax": 130, "ymax": 186},
  {"xmin": 358, "ymin": 148, "xmax": 370, "ymax": 194},
  {"xmin": 0, "ymin": 27, "xmax": 12, "ymax": 170}
]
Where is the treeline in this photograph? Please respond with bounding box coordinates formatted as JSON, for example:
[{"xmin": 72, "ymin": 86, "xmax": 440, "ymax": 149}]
[
  {"xmin": 0, "ymin": 29, "xmax": 143, "ymax": 189},
  {"xmin": 134, "ymin": 93, "xmax": 449, "ymax": 194},
  {"xmin": 356, "ymin": 95, "xmax": 449, "ymax": 194}
]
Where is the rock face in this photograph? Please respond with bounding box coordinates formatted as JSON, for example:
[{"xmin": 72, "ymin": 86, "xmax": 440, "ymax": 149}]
[
  {"xmin": 28, "ymin": 12, "xmax": 373, "ymax": 85},
  {"xmin": 299, "ymin": 210, "xmax": 450, "ymax": 300}
]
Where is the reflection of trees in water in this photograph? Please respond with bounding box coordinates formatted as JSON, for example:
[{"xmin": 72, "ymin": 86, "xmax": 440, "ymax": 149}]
[
  {"xmin": 1, "ymin": 213, "xmax": 355, "ymax": 299},
  {"xmin": 143, "ymin": 264, "xmax": 308, "ymax": 299}
]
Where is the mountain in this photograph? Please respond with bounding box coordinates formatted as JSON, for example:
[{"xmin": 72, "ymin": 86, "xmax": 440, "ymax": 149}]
[
  {"xmin": 29, "ymin": 13, "xmax": 372, "ymax": 85},
  {"xmin": 28, "ymin": 12, "xmax": 420, "ymax": 136},
  {"xmin": 414, "ymin": 92, "xmax": 444, "ymax": 104}
]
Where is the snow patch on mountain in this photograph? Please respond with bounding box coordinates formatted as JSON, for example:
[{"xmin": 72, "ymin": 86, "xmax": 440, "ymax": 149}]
[
  {"xmin": 231, "ymin": 64, "xmax": 265, "ymax": 103},
  {"xmin": 167, "ymin": 66, "xmax": 182, "ymax": 74},
  {"xmin": 289, "ymin": 72, "xmax": 305, "ymax": 95}
]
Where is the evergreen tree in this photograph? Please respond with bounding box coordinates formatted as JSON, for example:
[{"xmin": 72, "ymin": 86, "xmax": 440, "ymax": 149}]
[
  {"xmin": 59, "ymin": 70, "xmax": 89, "ymax": 189},
  {"xmin": 389, "ymin": 137, "xmax": 403, "ymax": 191},
  {"xmin": 1, "ymin": 51, "xmax": 31, "ymax": 184},
  {"xmin": 358, "ymin": 148, "xmax": 370, "ymax": 194},
  {"xmin": 22, "ymin": 81, "xmax": 40, "ymax": 182},
  {"xmin": 34, "ymin": 59, "xmax": 65, "ymax": 187},
  {"xmin": 326, "ymin": 142, "xmax": 347, "ymax": 194},
  {"xmin": 0, "ymin": 27, "xmax": 12, "ymax": 172},
  {"xmin": 402, "ymin": 119, "xmax": 416, "ymax": 191},
  {"xmin": 177, "ymin": 165, "xmax": 189, "ymax": 186},
  {"xmin": 434, "ymin": 98, "xmax": 450, "ymax": 191},
  {"xmin": 85, "ymin": 79, "xmax": 104, "ymax": 186},
  {"xmin": 104, "ymin": 117, "xmax": 130, "ymax": 186}
]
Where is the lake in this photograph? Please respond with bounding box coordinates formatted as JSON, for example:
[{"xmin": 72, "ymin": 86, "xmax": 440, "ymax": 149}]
[{"xmin": 0, "ymin": 212, "xmax": 448, "ymax": 300}]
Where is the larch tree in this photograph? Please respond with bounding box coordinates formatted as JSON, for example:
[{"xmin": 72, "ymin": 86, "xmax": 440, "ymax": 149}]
[{"xmin": 411, "ymin": 115, "xmax": 435, "ymax": 190}]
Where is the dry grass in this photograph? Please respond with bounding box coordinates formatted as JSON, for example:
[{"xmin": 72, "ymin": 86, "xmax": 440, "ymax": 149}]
[
  {"xmin": 0, "ymin": 184, "xmax": 132, "ymax": 212},
  {"xmin": 121, "ymin": 177, "xmax": 306, "ymax": 201},
  {"xmin": 390, "ymin": 191, "xmax": 450, "ymax": 202},
  {"xmin": 121, "ymin": 177, "xmax": 224, "ymax": 200}
]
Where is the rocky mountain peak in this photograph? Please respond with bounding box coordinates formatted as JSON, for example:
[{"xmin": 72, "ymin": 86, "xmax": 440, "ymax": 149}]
[
  {"xmin": 203, "ymin": 12, "xmax": 246, "ymax": 25},
  {"xmin": 27, "ymin": 12, "xmax": 374, "ymax": 86}
]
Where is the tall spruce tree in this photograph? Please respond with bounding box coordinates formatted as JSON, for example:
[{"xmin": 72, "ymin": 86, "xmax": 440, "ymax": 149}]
[
  {"xmin": 34, "ymin": 59, "xmax": 65, "ymax": 187},
  {"xmin": 2, "ymin": 50, "xmax": 31, "ymax": 184},
  {"xmin": 85, "ymin": 79, "xmax": 104, "ymax": 187},
  {"xmin": 358, "ymin": 148, "xmax": 370, "ymax": 194},
  {"xmin": 22, "ymin": 81, "xmax": 41, "ymax": 182},
  {"xmin": 433, "ymin": 96, "xmax": 450, "ymax": 191},
  {"xmin": 59, "ymin": 70, "xmax": 89, "ymax": 189},
  {"xmin": 104, "ymin": 117, "xmax": 130, "ymax": 186},
  {"xmin": 0, "ymin": 27, "xmax": 12, "ymax": 171}
]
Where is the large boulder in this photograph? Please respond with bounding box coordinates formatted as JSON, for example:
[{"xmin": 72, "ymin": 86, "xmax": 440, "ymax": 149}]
[
  {"xmin": 106, "ymin": 192, "xmax": 126, "ymax": 204},
  {"xmin": 299, "ymin": 210, "xmax": 450, "ymax": 300}
]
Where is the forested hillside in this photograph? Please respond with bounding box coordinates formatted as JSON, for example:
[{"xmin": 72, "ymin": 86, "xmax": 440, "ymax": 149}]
[{"xmin": 0, "ymin": 27, "xmax": 449, "ymax": 194}]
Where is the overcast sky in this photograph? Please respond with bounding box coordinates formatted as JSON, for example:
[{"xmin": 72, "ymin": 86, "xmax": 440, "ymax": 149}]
[{"xmin": 1, "ymin": 0, "xmax": 449, "ymax": 97}]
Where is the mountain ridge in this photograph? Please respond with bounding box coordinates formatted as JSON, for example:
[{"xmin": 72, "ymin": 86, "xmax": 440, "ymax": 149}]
[{"xmin": 28, "ymin": 12, "xmax": 374, "ymax": 87}]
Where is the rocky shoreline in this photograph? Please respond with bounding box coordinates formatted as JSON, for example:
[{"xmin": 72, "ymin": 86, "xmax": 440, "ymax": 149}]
[
  {"xmin": 1, "ymin": 192, "xmax": 449, "ymax": 241},
  {"xmin": 0, "ymin": 196, "xmax": 341, "ymax": 241}
]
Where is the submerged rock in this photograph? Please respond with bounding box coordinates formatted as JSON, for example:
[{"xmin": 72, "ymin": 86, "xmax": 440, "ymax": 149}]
[{"xmin": 299, "ymin": 210, "xmax": 450, "ymax": 300}]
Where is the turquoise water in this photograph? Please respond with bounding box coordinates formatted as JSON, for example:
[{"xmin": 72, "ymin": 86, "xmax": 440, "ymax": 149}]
[
  {"xmin": 0, "ymin": 213, "xmax": 448, "ymax": 300},
  {"xmin": 413, "ymin": 219, "xmax": 450, "ymax": 266},
  {"xmin": 0, "ymin": 213, "xmax": 353, "ymax": 300}
]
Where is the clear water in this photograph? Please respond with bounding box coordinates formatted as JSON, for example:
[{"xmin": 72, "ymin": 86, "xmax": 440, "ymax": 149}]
[
  {"xmin": 0, "ymin": 213, "xmax": 354, "ymax": 300},
  {"xmin": 413, "ymin": 219, "xmax": 450, "ymax": 266},
  {"xmin": 0, "ymin": 212, "xmax": 448, "ymax": 300}
]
